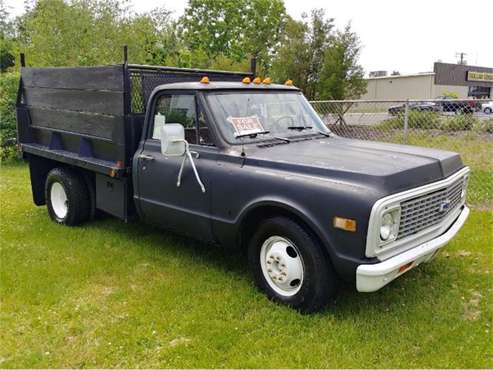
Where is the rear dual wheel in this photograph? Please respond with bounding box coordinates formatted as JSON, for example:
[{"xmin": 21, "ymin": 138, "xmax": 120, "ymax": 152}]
[
  {"xmin": 45, "ymin": 168, "xmax": 90, "ymax": 226},
  {"xmin": 248, "ymin": 216, "xmax": 337, "ymax": 312}
]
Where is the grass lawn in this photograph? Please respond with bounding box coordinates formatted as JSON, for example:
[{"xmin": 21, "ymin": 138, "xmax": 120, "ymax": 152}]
[{"xmin": 1, "ymin": 163, "xmax": 492, "ymax": 368}]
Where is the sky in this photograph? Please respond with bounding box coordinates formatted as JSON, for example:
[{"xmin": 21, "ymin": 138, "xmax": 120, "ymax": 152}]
[{"xmin": 4, "ymin": 0, "xmax": 493, "ymax": 75}]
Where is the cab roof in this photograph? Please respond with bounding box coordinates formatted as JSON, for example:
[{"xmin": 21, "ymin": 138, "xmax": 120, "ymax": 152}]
[{"xmin": 154, "ymin": 81, "xmax": 300, "ymax": 92}]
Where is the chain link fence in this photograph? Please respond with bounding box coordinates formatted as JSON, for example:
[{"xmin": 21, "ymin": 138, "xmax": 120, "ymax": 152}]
[{"xmin": 310, "ymin": 99, "xmax": 493, "ymax": 209}]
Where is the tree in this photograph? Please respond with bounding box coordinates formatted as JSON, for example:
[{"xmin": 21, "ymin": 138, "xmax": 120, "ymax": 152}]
[
  {"xmin": 270, "ymin": 9, "xmax": 334, "ymax": 99},
  {"xmin": 15, "ymin": 0, "xmax": 175, "ymax": 66},
  {"xmin": 317, "ymin": 24, "xmax": 366, "ymax": 100},
  {"xmin": 0, "ymin": 3, "xmax": 16, "ymax": 72},
  {"xmin": 270, "ymin": 16, "xmax": 310, "ymax": 92},
  {"xmin": 180, "ymin": 0, "xmax": 286, "ymax": 73}
]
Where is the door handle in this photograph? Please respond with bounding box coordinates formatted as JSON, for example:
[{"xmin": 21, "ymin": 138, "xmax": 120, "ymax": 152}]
[{"xmin": 138, "ymin": 154, "xmax": 154, "ymax": 161}]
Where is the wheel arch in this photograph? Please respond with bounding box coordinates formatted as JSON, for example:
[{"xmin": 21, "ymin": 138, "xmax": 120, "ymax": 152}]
[
  {"xmin": 27, "ymin": 154, "xmax": 95, "ymax": 218},
  {"xmin": 237, "ymin": 200, "xmax": 333, "ymax": 264}
]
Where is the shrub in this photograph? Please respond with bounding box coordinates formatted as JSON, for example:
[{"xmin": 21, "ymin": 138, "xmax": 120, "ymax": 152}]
[
  {"xmin": 472, "ymin": 119, "xmax": 493, "ymax": 134},
  {"xmin": 0, "ymin": 72, "xmax": 19, "ymax": 160},
  {"xmin": 379, "ymin": 110, "xmax": 441, "ymax": 130},
  {"xmin": 440, "ymin": 114, "xmax": 477, "ymax": 132}
]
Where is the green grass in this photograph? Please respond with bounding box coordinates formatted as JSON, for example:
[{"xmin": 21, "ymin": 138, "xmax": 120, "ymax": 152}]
[{"xmin": 1, "ymin": 163, "xmax": 492, "ymax": 368}]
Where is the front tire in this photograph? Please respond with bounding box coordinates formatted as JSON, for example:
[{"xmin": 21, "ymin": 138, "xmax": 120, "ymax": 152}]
[
  {"xmin": 485, "ymin": 107, "xmax": 492, "ymax": 114},
  {"xmin": 45, "ymin": 168, "xmax": 90, "ymax": 226},
  {"xmin": 248, "ymin": 217, "xmax": 337, "ymax": 312}
]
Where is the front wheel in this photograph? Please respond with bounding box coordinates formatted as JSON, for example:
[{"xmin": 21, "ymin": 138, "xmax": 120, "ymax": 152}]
[
  {"xmin": 248, "ymin": 217, "xmax": 337, "ymax": 312},
  {"xmin": 485, "ymin": 107, "xmax": 492, "ymax": 114}
]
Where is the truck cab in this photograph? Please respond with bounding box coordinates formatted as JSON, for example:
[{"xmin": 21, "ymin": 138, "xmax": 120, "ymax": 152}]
[{"xmin": 16, "ymin": 64, "xmax": 470, "ymax": 312}]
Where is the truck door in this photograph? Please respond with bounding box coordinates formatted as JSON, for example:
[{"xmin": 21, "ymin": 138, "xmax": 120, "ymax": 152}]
[{"xmin": 135, "ymin": 92, "xmax": 217, "ymax": 242}]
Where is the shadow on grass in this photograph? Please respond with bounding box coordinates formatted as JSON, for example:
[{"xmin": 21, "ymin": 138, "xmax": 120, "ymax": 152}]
[{"xmin": 84, "ymin": 213, "xmax": 455, "ymax": 317}]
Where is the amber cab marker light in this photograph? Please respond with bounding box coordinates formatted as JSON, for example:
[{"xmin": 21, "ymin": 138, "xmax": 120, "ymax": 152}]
[
  {"xmin": 262, "ymin": 77, "xmax": 272, "ymax": 84},
  {"xmin": 285, "ymin": 79, "xmax": 294, "ymax": 86},
  {"xmin": 253, "ymin": 77, "xmax": 262, "ymax": 84},
  {"xmin": 333, "ymin": 216, "xmax": 357, "ymax": 232},
  {"xmin": 242, "ymin": 77, "xmax": 251, "ymax": 84},
  {"xmin": 200, "ymin": 76, "xmax": 210, "ymax": 84}
]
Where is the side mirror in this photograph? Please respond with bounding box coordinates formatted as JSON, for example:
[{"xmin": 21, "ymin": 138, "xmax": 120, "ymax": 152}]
[
  {"xmin": 160, "ymin": 123, "xmax": 206, "ymax": 193},
  {"xmin": 161, "ymin": 124, "xmax": 185, "ymax": 156}
]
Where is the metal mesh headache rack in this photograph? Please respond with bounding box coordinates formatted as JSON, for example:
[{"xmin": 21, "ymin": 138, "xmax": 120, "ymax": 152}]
[{"xmin": 127, "ymin": 64, "xmax": 254, "ymax": 113}]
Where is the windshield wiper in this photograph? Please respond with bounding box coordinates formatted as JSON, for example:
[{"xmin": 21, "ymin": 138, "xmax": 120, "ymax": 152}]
[
  {"xmin": 236, "ymin": 130, "xmax": 290, "ymax": 143},
  {"xmin": 235, "ymin": 130, "xmax": 271, "ymax": 139},
  {"xmin": 287, "ymin": 125, "xmax": 313, "ymax": 131},
  {"xmin": 268, "ymin": 135, "xmax": 290, "ymax": 143}
]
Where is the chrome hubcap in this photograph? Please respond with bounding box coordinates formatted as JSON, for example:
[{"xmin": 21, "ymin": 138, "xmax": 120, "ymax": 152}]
[
  {"xmin": 50, "ymin": 182, "xmax": 68, "ymax": 219},
  {"xmin": 260, "ymin": 236, "xmax": 304, "ymax": 296}
]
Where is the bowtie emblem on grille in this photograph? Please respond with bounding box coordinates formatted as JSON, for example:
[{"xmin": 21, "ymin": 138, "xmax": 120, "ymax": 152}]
[{"xmin": 438, "ymin": 199, "xmax": 451, "ymax": 213}]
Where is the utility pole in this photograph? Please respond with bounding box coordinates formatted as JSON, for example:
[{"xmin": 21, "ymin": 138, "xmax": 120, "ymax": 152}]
[{"xmin": 455, "ymin": 52, "xmax": 467, "ymax": 65}]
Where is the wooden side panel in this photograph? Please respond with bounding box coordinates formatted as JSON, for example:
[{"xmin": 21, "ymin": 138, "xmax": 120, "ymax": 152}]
[
  {"xmin": 24, "ymin": 87, "xmax": 124, "ymax": 116},
  {"xmin": 21, "ymin": 66, "xmax": 124, "ymax": 91},
  {"xmin": 20, "ymin": 66, "xmax": 126, "ymax": 153},
  {"xmin": 29, "ymin": 107, "xmax": 124, "ymax": 143}
]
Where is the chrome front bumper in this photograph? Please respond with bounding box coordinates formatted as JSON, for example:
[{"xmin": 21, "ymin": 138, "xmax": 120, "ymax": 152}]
[{"xmin": 356, "ymin": 205, "xmax": 469, "ymax": 292}]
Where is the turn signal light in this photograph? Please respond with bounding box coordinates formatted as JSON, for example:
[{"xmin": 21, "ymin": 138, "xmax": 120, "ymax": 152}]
[
  {"xmin": 200, "ymin": 76, "xmax": 210, "ymax": 84},
  {"xmin": 333, "ymin": 217, "xmax": 357, "ymax": 232},
  {"xmin": 285, "ymin": 79, "xmax": 294, "ymax": 86},
  {"xmin": 398, "ymin": 262, "xmax": 414, "ymax": 273},
  {"xmin": 253, "ymin": 77, "xmax": 262, "ymax": 84}
]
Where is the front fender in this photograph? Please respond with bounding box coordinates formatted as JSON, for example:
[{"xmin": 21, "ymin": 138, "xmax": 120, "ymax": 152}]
[{"xmin": 235, "ymin": 196, "xmax": 328, "ymax": 246}]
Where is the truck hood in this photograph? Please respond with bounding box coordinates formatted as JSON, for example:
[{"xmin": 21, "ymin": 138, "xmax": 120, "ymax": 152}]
[{"xmin": 245, "ymin": 136, "xmax": 464, "ymax": 194}]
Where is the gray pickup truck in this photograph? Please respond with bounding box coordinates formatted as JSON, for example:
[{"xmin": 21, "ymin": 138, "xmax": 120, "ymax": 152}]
[{"xmin": 16, "ymin": 60, "xmax": 470, "ymax": 312}]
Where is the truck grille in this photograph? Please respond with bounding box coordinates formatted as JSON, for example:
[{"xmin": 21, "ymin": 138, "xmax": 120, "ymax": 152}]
[{"xmin": 398, "ymin": 177, "xmax": 465, "ymax": 240}]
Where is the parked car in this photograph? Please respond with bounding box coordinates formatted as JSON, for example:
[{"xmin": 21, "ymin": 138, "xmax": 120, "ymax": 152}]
[
  {"xmin": 16, "ymin": 62, "xmax": 470, "ymax": 312},
  {"xmin": 388, "ymin": 102, "xmax": 438, "ymax": 115},
  {"xmin": 482, "ymin": 101, "xmax": 493, "ymax": 114},
  {"xmin": 435, "ymin": 96, "xmax": 474, "ymax": 114}
]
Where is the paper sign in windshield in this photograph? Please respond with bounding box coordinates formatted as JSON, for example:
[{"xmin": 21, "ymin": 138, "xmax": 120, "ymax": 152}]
[{"xmin": 228, "ymin": 116, "xmax": 265, "ymax": 137}]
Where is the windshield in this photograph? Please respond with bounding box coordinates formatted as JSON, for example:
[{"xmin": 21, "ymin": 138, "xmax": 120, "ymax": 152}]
[{"xmin": 205, "ymin": 91, "xmax": 329, "ymax": 143}]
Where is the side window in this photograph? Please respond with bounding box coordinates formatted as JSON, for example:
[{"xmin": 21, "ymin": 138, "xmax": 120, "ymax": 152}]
[
  {"xmin": 151, "ymin": 93, "xmax": 215, "ymax": 146},
  {"xmin": 152, "ymin": 94, "xmax": 197, "ymax": 143}
]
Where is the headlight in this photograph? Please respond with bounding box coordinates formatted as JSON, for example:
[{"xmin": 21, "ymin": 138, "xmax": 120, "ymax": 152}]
[
  {"xmin": 379, "ymin": 208, "xmax": 400, "ymax": 243},
  {"xmin": 380, "ymin": 213, "xmax": 393, "ymax": 240}
]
